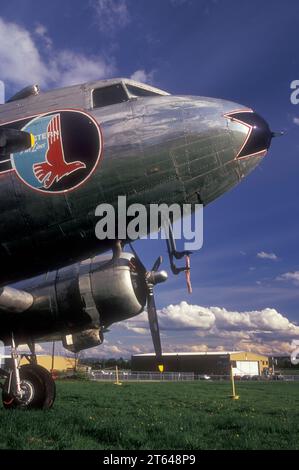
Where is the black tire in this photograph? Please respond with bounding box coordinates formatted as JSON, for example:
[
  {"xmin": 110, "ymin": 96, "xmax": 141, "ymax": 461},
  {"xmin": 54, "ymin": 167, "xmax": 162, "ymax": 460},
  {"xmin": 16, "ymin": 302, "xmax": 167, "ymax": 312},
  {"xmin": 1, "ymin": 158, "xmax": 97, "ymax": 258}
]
[
  {"xmin": 2, "ymin": 364, "xmax": 56, "ymax": 410},
  {"xmin": 31, "ymin": 365, "xmax": 56, "ymax": 409}
]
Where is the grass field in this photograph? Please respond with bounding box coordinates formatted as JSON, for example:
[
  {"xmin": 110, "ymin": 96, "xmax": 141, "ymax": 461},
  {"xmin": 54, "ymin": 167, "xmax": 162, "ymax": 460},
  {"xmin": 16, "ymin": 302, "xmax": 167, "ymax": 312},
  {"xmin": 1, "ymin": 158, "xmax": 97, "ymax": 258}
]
[{"xmin": 0, "ymin": 380, "xmax": 299, "ymax": 450}]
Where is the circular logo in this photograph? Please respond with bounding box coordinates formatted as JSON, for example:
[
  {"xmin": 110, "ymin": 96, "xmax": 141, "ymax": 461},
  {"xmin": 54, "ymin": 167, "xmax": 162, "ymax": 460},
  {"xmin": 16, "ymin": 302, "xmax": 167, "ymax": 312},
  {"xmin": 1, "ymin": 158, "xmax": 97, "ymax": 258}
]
[{"xmin": 11, "ymin": 110, "xmax": 102, "ymax": 194}]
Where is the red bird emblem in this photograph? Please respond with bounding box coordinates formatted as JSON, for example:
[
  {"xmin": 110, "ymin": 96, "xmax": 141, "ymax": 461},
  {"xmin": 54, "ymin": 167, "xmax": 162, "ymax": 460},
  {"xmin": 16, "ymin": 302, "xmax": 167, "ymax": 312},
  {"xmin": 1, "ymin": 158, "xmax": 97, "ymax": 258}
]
[{"xmin": 33, "ymin": 114, "xmax": 86, "ymax": 189}]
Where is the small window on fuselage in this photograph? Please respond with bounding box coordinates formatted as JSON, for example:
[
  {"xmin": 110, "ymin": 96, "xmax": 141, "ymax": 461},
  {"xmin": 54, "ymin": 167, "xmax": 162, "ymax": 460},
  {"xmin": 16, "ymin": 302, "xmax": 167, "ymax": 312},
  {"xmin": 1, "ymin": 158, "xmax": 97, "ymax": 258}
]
[{"xmin": 93, "ymin": 84, "xmax": 128, "ymax": 108}]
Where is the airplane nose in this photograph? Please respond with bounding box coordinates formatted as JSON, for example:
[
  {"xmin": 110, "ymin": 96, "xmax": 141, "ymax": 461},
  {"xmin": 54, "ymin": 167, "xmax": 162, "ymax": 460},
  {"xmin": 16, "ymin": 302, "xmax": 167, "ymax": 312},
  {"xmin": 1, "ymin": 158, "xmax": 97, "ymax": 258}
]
[{"xmin": 225, "ymin": 110, "xmax": 273, "ymax": 159}]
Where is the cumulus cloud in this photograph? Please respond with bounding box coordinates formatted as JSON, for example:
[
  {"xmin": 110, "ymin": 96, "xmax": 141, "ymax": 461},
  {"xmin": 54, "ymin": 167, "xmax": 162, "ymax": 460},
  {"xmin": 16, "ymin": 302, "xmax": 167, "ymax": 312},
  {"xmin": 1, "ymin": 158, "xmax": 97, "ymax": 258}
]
[
  {"xmin": 293, "ymin": 117, "xmax": 299, "ymax": 126},
  {"xmin": 277, "ymin": 271, "xmax": 299, "ymax": 286},
  {"xmin": 30, "ymin": 300, "xmax": 299, "ymax": 358},
  {"xmin": 158, "ymin": 302, "xmax": 215, "ymax": 330},
  {"xmin": 125, "ymin": 301, "xmax": 298, "ymax": 334},
  {"xmin": 0, "ymin": 17, "xmax": 48, "ymax": 87},
  {"xmin": 124, "ymin": 301, "xmax": 215, "ymax": 332},
  {"xmin": 257, "ymin": 251, "xmax": 278, "ymax": 260},
  {"xmin": 92, "ymin": 0, "xmax": 130, "ymax": 33},
  {"xmin": 49, "ymin": 50, "xmax": 115, "ymax": 87},
  {"xmin": 0, "ymin": 17, "xmax": 115, "ymax": 90},
  {"xmin": 212, "ymin": 306, "xmax": 296, "ymax": 332},
  {"xmin": 120, "ymin": 301, "xmax": 299, "ymax": 355}
]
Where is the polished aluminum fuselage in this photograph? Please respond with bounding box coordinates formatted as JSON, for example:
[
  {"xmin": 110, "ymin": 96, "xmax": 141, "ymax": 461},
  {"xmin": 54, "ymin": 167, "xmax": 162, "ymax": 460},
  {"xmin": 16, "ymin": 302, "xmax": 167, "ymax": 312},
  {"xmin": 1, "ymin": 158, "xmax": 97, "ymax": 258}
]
[{"xmin": 0, "ymin": 80, "xmax": 263, "ymax": 285}]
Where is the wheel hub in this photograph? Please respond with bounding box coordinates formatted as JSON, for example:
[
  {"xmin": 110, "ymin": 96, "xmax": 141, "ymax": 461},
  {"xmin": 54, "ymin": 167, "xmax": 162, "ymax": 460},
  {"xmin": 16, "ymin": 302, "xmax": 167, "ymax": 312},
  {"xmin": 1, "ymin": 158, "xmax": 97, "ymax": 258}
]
[{"xmin": 17, "ymin": 380, "xmax": 35, "ymax": 406}]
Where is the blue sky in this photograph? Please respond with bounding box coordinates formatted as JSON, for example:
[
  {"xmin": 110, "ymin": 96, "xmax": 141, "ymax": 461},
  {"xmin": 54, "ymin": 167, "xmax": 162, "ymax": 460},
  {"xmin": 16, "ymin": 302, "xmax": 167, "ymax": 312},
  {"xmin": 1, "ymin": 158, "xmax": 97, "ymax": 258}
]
[{"xmin": 0, "ymin": 0, "xmax": 299, "ymax": 357}]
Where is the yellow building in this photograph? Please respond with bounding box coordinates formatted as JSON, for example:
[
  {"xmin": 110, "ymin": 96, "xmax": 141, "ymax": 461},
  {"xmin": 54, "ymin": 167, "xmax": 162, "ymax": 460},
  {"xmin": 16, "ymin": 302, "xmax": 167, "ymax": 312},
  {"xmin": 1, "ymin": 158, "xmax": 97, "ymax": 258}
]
[
  {"xmin": 20, "ymin": 355, "xmax": 76, "ymax": 372},
  {"xmin": 229, "ymin": 352, "xmax": 269, "ymax": 376}
]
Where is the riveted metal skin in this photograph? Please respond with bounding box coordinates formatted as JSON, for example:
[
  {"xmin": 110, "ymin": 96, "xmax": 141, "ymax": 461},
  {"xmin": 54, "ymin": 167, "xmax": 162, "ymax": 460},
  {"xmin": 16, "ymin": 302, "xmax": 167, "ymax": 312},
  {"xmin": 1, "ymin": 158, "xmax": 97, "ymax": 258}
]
[
  {"xmin": 0, "ymin": 253, "xmax": 146, "ymax": 345},
  {"xmin": 0, "ymin": 78, "xmax": 272, "ymax": 346},
  {"xmin": 0, "ymin": 78, "xmax": 269, "ymax": 286}
]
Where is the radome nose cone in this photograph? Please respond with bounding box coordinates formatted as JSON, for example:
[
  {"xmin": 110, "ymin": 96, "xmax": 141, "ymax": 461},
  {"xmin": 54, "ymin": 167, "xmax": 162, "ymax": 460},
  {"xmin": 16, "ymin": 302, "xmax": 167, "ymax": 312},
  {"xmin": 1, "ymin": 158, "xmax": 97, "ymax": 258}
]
[{"xmin": 225, "ymin": 110, "xmax": 272, "ymax": 159}]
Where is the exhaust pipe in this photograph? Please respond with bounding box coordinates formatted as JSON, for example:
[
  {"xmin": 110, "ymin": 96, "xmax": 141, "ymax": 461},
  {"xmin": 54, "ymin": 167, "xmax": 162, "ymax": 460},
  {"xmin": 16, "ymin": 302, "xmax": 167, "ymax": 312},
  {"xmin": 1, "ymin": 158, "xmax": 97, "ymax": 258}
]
[{"xmin": 0, "ymin": 286, "xmax": 33, "ymax": 313}]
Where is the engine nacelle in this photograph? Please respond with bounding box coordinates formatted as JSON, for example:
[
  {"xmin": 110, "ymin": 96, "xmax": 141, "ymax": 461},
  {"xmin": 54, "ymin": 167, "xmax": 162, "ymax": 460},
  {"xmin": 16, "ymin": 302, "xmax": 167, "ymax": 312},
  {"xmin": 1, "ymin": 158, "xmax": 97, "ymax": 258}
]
[{"xmin": 1, "ymin": 253, "xmax": 147, "ymax": 347}]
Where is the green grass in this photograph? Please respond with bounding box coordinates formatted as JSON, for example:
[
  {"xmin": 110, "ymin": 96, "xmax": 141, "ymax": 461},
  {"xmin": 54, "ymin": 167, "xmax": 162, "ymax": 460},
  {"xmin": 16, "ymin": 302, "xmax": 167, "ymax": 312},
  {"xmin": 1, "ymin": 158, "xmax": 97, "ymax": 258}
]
[{"xmin": 0, "ymin": 380, "xmax": 299, "ymax": 450}]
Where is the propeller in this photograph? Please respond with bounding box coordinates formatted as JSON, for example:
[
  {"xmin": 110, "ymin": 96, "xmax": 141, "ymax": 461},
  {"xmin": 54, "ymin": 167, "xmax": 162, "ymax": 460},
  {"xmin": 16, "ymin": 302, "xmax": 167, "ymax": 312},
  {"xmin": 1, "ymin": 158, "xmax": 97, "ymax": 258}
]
[{"xmin": 129, "ymin": 244, "xmax": 167, "ymax": 371}]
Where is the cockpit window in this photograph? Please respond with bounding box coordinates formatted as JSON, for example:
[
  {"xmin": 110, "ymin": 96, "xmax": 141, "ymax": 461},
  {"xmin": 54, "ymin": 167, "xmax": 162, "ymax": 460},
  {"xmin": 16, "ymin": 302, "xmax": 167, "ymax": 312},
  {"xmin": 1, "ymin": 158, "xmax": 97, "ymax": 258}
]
[
  {"xmin": 93, "ymin": 84, "xmax": 128, "ymax": 108},
  {"xmin": 126, "ymin": 84, "xmax": 163, "ymax": 98}
]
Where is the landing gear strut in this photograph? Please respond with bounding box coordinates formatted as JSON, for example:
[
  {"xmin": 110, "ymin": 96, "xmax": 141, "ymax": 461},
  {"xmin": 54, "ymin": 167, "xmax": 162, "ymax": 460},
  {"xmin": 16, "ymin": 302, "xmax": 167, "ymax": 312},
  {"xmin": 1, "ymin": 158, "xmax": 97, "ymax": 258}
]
[{"xmin": 0, "ymin": 334, "xmax": 56, "ymax": 410}]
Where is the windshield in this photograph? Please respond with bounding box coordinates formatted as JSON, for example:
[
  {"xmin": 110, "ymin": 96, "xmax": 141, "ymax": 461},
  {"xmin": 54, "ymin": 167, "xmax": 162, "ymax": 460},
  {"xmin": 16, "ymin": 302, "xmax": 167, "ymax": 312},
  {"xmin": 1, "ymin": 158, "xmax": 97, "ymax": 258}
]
[
  {"xmin": 126, "ymin": 84, "xmax": 166, "ymax": 98},
  {"xmin": 93, "ymin": 84, "xmax": 128, "ymax": 108}
]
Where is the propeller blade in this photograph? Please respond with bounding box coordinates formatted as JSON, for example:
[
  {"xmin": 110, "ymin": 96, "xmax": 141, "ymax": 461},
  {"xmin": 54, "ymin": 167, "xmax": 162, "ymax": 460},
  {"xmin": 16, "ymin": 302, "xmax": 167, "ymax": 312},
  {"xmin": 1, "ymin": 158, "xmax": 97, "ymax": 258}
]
[
  {"xmin": 129, "ymin": 243, "xmax": 146, "ymax": 275},
  {"xmin": 128, "ymin": 243, "xmax": 166, "ymax": 372},
  {"xmin": 151, "ymin": 256, "xmax": 162, "ymax": 272},
  {"xmin": 147, "ymin": 291, "xmax": 163, "ymax": 369}
]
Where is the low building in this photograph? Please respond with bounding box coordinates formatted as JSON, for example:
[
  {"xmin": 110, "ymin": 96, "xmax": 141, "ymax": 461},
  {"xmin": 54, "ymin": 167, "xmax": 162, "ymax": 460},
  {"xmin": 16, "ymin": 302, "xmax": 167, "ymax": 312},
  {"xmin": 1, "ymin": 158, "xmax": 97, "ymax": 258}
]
[
  {"xmin": 131, "ymin": 351, "xmax": 269, "ymax": 376},
  {"xmin": 19, "ymin": 355, "xmax": 76, "ymax": 372}
]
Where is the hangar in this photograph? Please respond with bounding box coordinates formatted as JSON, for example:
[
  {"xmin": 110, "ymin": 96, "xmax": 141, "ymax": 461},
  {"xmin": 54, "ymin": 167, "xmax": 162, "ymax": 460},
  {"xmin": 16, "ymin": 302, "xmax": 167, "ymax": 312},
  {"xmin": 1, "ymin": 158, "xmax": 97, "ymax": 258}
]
[{"xmin": 131, "ymin": 351, "xmax": 269, "ymax": 376}]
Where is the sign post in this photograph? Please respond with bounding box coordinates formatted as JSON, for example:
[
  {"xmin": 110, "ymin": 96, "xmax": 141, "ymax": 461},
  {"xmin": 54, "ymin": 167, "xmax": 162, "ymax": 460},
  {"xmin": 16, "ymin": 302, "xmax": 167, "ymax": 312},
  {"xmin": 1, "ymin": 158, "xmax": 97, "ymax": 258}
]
[
  {"xmin": 114, "ymin": 365, "xmax": 122, "ymax": 386},
  {"xmin": 230, "ymin": 364, "xmax": 240, "ymax": 400}
]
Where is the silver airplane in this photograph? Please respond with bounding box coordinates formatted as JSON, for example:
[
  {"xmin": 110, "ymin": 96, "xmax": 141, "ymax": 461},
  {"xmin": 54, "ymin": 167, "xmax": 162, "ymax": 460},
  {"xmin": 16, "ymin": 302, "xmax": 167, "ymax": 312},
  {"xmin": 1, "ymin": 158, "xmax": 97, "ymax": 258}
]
[{"xmin": 0, "ymin": 78, "xmax": 274, "ymax": 409}]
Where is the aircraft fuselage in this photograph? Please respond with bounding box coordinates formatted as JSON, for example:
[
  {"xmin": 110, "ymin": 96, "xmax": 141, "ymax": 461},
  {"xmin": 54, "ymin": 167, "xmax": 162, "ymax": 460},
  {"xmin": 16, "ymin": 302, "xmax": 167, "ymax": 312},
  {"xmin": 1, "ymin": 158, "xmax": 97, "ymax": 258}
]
[{"xmin": 0, "ymin": 79, "xmax": 272, "ymax": 285}]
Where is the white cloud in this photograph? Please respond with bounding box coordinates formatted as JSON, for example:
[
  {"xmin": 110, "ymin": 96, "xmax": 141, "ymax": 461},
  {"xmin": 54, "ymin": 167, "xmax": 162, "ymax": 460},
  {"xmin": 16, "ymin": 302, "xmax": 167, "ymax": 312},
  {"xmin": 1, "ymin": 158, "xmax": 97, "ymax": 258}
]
[
  {"xmin": 0, "ymin": 17, "xmax": 115, "ymax": 90},
  {"xmin": 92, "ymin": 0, "xmax": 130, "ymax": 33},
  {"xmin": 0, "ymin": 17, "xmax": 48, "ymax": 87},
  {"xmin": 277, "ymin": 271, "xmax": 299, "ymax": 286},
  {"xmin": 0, "ymin": 16, "xmax": 155, "ymax": 95},
  {"xmin": 125, "ymin": 301, "xmax": 298, "ymax": 335},
  {"xmin": 212, "ymin": 306, "xmax": 296, "ymax": 333},
  {"xmin": 29, "ymin": 300, "xmax": 299, "ymax": 358},
  {"xmin": 119, "ymin": 301, "xmax": 299, "ymax": 356},
  {"xmin": 123, "ymin": 326, "xmax": 148, "ymax": 335},
  {"xmin": 49, "ymin": 50, "xmax": 115, "ymax": 87},
  {"xmin": 130, "ymin": 69, "xmax": 154, "ymax": 84},
  {"xmin": 159, "ymin": 302, "xmax": 215, "ymax": 330},
  {"xmin": 293, "ymin": 117, "xmax": 299, "ymax": 126},
  {"xmin": 257, "ymin": 251, "xmax": 278, "ymax": 260},
  {"xmin": 18, "ymin": 343, "xmax": 46, "ymax": 354},
  {"xmin": 124, "ymin": 301, "xmax": 215, "ymax": 332}
]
